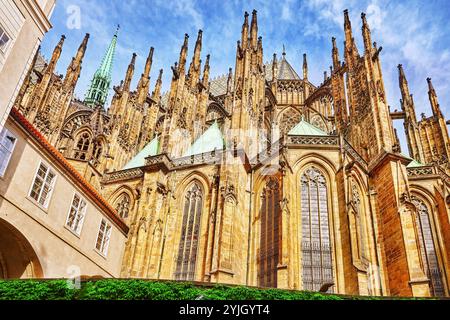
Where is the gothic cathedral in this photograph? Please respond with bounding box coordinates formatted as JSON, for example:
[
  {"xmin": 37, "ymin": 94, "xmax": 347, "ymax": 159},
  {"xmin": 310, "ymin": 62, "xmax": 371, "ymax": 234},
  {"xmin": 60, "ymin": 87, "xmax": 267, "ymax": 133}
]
[{"xmin": 13, "ymin": 9, "xmax": 450, "ymax": 297}]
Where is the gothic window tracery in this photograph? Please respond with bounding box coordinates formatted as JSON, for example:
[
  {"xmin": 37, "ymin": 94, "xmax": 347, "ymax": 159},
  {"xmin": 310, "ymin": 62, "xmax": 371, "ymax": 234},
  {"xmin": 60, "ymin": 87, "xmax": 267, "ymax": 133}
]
[
  {"xmin": 175, "ymin": 182, "xmax": 203, "ymax": 281},
  {"xmin": 73, "ymin": 132, "xmax": 91, "ymax": 160},
  {"xmin": 411, "ymin": 196, "xmax": 444, "ymax": 297},
  {"xmin": 279, "ymin": 108, "xmax": 301, "ymax": 136},
  {"xmin": 258, "ymin": 178, "xmax": 280, "ymax": 288},
  {"xmin": 301, "ymin": 167, "xmax": 334, "ymax": 292},
  {"xmin": 115, "ymin": 193, "xmax": 131, "ymax": 219},
  {"xmin": 310, "ymin": 114, "xmax": 327, "ymax": 132}
]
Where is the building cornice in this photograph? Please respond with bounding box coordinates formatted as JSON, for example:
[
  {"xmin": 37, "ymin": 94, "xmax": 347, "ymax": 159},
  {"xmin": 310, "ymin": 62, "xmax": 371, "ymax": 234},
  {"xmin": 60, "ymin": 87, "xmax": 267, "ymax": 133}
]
[{"xmin": 20, "ymin": 0, "xmax": 53, "ymax": 34}]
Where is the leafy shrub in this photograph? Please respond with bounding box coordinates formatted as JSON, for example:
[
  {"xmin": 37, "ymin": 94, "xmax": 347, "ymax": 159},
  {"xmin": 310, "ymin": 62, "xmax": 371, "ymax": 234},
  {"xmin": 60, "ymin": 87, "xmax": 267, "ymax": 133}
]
[
  {"xmin": 0, "ymin": 279, "xmax": 417, "ymax": 300},
  {"xmin": 0, "ymin": 280, "xmax": 75, "ymax": 300}
]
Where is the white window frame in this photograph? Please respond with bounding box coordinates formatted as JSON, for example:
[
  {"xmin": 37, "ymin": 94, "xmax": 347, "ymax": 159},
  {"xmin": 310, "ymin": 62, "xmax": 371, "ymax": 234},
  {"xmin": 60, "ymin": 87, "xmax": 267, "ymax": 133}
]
[
  {"xmin": 95, "ymin": 219, "xmax": 112, "ymax": 257},
  {"xmin": 0, "ymin": 24, "xmax": 11, "ymax": 53},
  {"xmin": 0, "ymin": 127, "xmax": 17, "ymax": 177},
  {"xmin": 65, "ymin": 192, "xmax": 87, "ymax": 236},
  {"xmin": 28, "ymin": 160, "xmax": 57, "ymax": 210}
]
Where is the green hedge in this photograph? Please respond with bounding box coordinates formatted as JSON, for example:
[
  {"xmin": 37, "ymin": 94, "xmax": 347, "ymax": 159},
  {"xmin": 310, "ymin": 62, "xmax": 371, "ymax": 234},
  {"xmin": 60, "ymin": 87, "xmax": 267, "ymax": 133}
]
[{"xmin": 0, "ymin": 279, "xmax": 403, "ymax": 300}]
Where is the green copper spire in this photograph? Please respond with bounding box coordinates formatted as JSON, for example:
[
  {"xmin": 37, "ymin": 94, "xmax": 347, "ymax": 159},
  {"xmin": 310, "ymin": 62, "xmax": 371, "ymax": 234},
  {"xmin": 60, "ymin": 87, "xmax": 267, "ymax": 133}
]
[{"xmin": 84, "ymin": 25, "xmax": 119, "ymax": 108}]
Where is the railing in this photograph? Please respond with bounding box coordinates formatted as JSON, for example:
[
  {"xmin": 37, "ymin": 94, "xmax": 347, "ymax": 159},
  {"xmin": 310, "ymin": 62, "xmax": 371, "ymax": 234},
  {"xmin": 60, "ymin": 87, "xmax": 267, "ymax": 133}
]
[
  {"xmin": 407, "ymin": 166, "xmax": 435, "ymax": 177},
  {"xmin": 172, "ymin": 150, "xmax": 223, "ymax": 168},
  {"xmin": 103, "ymin": 168, "xmax": 144, "ymax": 183},
  {"xmin": 287, "ymin": 135, "xmax": 339, "ymax": 146}
]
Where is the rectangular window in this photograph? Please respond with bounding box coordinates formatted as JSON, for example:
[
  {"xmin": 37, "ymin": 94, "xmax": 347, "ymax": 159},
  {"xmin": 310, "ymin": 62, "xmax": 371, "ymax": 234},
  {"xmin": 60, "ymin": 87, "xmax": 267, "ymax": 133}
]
[
  {"xmin": 29, "ymin": 162, "xmax": 57, "ymax": 208},
  {"xmin": 0, "ymin": 26, "xmax": 10, "ymax": 52},
  {"xmin": 65, "ymin": 193, "xmax": 87, "ymax": 235},
  {"xmin": 0, "ymin": 128, "xmax": 17, "ymax": 177},
  {"xmin": 95, "ymin": 219, "xmax": 112, "ymax": 256}
]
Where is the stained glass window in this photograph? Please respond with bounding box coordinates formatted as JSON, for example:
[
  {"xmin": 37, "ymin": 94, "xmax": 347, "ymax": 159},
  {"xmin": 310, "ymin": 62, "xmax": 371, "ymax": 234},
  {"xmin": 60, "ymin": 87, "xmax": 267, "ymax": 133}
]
[
  {"xmin": 115, "ymin": 193, "xmax": 131, "ymax": 219},
  {"xmin": 74, "ymin": 133, "xmax": 90, "ymax": 160},
  {"xmin": 411, "ymin": 196, "xmax": 444, "ymax": 297},
  {"xmin": 258, "ymin": 178, "xmax": 280, "ymax": 287},
  {"xmin": 175, "ymin": 182, "xmax": 203, "ymax": 281}
]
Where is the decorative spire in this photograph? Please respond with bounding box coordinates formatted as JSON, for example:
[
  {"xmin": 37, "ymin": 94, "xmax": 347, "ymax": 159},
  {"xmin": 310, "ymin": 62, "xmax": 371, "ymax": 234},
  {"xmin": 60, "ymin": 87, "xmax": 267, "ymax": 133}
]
[
  {"xmin": 47, "ymin": 35, "xmax": 65, "ymax": 74},
  {"xmin": 137, "ymin": 46, "xmax": 154, "ymax": 104},
  {"xmin": 226, "ymin": 67, "xmax": 233, "ymax": 94},
  {"xmin": 398, "ymin": 64, "xmax": 411, "ymax": 102},
  {"xmin": 202, "ymin": 54, "xmax": 210, "ymax": 88},
  {"xmin": 152, "ymin": 69, "xmax": 163, "ymax": 101},
  {"xmin": 303, "ymin": 53, "xmax": 308, "ymax": 80},
  {"xmin": 250, "ymin": 9, "xmax": 258, "ymax": 49},
  {"xmin": 344, "ymin": 9, "xmax": 353, "ymax": 44},
  {"xmin": 85, "ymin": 27, "xmax": 118, "ymax": 108},
  {"xmin": 241, "ymin": 11, "xmax": 249, "ymax": 50},
  {"xmin": 361, "ymin": 12, "xmax": 372, "ymax": 53},
  {"xmin": 123, "ymin": 53, "xmax": 137, "ymax": 93},
  {"xmin": 272, "ymin": 53, "xmax": 278, "ymax": 81},
  {"xmin": 282, "ymin": 45, "xmax": 286, "ymax": 58},
  {"xmin": 178, "ymin": 33, "xmax": 189, "ymax": 75},
  {"xmin": 188, "ymin": 30, "xmax": 203, "ymax": 87},
  {"xmin": 332, "ymin": 37, "xmax": 340, "ymax": 70},
  {"xmin": 398, "ymin": 64, "xmax": 419, "ymax": 123},
  {"xmin": 64, "ymin": 33, "xmax": 89, "ymax": 89},
  {"xmin": 343, "ymin": 9, "xmax": 359, "ymax": 66}
]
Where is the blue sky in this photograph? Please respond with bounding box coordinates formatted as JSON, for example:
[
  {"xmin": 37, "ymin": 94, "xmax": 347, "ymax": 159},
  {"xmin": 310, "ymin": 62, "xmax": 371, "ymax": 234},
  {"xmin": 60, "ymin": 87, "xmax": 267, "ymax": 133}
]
[{"xmin": 40, "ymin": 0, "xmax": 450, "ymax": 154}]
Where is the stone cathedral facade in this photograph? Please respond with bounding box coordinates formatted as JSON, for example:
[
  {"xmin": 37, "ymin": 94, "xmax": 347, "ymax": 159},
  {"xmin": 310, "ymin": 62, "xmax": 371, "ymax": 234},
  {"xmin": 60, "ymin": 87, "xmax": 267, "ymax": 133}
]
[{"xmin": 12, "ymin": 9, "xmax": 450, "ymax": 297}]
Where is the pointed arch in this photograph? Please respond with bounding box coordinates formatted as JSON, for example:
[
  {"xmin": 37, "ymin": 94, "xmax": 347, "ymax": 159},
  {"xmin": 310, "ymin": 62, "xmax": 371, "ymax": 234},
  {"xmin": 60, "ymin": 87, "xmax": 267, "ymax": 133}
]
[
  {"xmin": 409, "ymin": 192, "xmax": 445, "ymax": 297},
  {"xmin": 300, "ymin": 165, "xmax": 335, "ymax": 292},
  {"xmin": 73, "ymin": 130, "xmax": 92, "ymax": 160},
  {"xmin": 108, "ymin": 186, "xmax": 136, "ymax": 219},
  {"xmin": 257, "ymin": 177, "xmax": 281, "ymax": 288},
  {"xmin": 277, "ymin": 106, "xmax": 301, "ymax": 136},
  {"xmin": 115, "ymin": 193, "xmax": 131, "ymax": 219}
]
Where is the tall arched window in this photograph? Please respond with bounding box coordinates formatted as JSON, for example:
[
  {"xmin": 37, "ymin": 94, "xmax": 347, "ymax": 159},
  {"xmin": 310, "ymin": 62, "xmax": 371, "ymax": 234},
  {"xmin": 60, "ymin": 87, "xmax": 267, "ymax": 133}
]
[
  {"xmin": 351, "ymin": 181, "xmax": 367, "ymax": 261},
  {"xmin": 258, "ymin": 178, "xmax": 280, "ymax": 288},
  {"xmin": 175, "ymin": 182, "xmax": 203, "ymax": 281},
  {"xmin": 74, "ymin": 133, "xmax": 90, "ymax": 160},
  {"xmin": 115, "ymin": 193, "xmax": 131, "ymax": 219},
  {"xmin": 301, "ymin": 167, "xmax": 334, "ymax": 292},
  {"xmin": 411, "ymin": 196, "xmax": 444, "ymax": 297}
]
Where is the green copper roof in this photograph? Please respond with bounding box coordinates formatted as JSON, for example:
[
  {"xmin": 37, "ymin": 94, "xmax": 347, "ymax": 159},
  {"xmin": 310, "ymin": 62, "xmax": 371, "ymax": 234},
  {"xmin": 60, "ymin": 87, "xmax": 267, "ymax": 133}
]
[
  {"xmin": 97, "ymin": 27, "xmax": 118, "ymax": 80},
  {"xmin": 84, "ymin": 26, "xmax": 119, "ymax": 107},
  {"xmin": 407, "ymin": 159, "xmax": 424, "ymax": 168},
  {"xmin": 401, "ymin": 152, "xmax": 425, "ymax": 168},
  {"xmin": 123, "ymin": 136, "xmax": 160, "ymax": 170},
  {"xmin": 288, "ymin": 118, "xmax": 328, "ymax": 136},
  {"xmin": 183, "ymin": 121, "xmax": 225, "ymax": 157}
]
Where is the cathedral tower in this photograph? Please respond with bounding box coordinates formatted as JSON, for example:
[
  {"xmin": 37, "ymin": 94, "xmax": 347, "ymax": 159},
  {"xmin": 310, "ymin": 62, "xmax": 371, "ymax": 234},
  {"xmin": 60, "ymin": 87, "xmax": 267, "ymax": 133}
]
[{"xmin": 84, "ymin": 26, "xmax": 119, "ymax": 108}]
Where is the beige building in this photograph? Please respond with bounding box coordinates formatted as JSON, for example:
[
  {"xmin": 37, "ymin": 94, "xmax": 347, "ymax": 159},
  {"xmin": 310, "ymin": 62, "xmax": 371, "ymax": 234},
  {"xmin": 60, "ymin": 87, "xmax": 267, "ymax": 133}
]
[
  {"xmin": 0, "ymin": 107, "xmax": 128, "ymax": 279},
  {"xmin": 0, "ymin": 0, "xmax": 55, "ymax": 128}
]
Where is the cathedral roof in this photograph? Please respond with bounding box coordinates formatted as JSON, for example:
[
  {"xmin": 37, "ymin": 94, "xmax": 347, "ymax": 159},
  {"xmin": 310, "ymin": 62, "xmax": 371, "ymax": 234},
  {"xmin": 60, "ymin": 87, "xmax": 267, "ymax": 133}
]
[
  {"xmin": 123, "ymin": 136, "xmax": 160, "ymax": 170},
  {"xmin": 265, "ymin": 53, "xmax": 301, "ymax": 81},
  {"xmin": 183, "ymin": 121, "xmax": 225, "ymax": 157},
  {"xmin": 401, "ymin": 153, "xmax": 425, "ymax": 168},
  {"xmin": 288, "ymin": 118, "xmax": 328, "ymax": 136}
]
